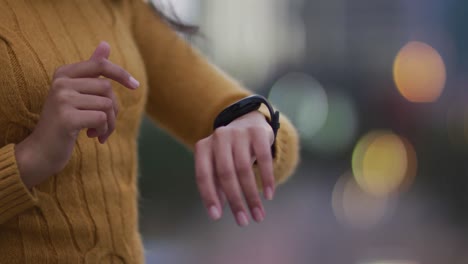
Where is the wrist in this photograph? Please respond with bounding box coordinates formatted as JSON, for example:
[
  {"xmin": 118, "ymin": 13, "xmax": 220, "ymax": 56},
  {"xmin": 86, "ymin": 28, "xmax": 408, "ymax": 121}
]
[
  {"xmin": 214, "ymin": 95, "xmax": 280, "ymax": 147},
  {"xmin": 15, "ymin": 133, "xmax": 48, "ymax": 189},
  {"xmin": 231, "ymin": 111, "xmax": 275, "ymax": 145}
]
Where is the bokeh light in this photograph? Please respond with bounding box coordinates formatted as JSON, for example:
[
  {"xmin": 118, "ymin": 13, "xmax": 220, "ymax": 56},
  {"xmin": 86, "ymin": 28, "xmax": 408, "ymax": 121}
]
[
  {"xmin": 393, "ymin": 41, "xmax": 446, "ymax": 103},
  {"xmin": 306, "ymin": 91, "xmax": 359, "ymax": 155},
  {"xmin": 269, "ymin": 72, "xmax": 329, "ymax": 139},
  {"xmin": 200, "ymin": 1, "xmax": 306, "ymax": 87},
  {"xmin": 352, "ymin": 131, "xmax": 418, "ymax": 197},
  {"xmin": 269, "ymin": 74, "xmax": 359, "ymax": 155},
  {"xmin": 332, "ymin": 173, "xmax": 393, "ymax": 230}
]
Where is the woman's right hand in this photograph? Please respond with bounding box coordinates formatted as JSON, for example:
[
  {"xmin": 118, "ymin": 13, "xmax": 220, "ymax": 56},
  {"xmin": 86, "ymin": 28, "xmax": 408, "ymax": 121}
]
[{"xmin": 15, "ymin": 42, "xmax": 139, "ymax": 189}]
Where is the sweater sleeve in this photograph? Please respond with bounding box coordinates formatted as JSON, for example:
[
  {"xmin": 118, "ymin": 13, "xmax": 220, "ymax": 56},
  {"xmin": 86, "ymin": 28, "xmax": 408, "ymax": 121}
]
[
  {"xmin": 0, "ymin": 144, "xmax": 38, "ymax": 224},
  {"xmin": 131, "ymin": 1, "xmax": 300, "ymax": 184}
]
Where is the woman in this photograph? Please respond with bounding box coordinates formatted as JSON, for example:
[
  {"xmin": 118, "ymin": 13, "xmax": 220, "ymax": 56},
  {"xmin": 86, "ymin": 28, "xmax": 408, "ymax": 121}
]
[{"xmin": 0, "ymin": 0, "xmax": 299, "ymax": 263}]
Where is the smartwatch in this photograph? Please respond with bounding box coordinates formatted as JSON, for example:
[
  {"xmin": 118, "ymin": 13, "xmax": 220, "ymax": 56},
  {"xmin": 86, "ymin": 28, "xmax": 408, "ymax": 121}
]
[{"xmin": 213, "ymin": 95, "xmax": 280, "ymax": 156}]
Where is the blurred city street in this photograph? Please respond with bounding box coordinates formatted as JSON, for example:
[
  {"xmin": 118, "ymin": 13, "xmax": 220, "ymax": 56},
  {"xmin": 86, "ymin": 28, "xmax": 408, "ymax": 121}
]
[{"xmin": 139, "ymin": 0, "xmax": 468, "ymax": 263}]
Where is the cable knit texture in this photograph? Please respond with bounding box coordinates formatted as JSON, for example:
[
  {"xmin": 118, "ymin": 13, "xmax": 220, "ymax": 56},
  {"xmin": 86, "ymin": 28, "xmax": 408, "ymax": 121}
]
[{"xmin": 0, "ymin": 0, "xmax": 300, "ymax": 263}]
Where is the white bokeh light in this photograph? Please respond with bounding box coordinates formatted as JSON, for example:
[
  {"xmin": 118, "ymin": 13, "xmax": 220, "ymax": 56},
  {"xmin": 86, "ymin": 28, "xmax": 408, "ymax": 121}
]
[{"xmin": 198, "ymin": 0, "xmax": 306, "ymax": 87}]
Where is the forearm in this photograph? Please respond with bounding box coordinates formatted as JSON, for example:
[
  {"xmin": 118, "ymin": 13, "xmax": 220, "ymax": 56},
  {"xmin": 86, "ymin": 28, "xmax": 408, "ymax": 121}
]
[
  {"xmin": 131, "ymin": 0, "xmax": 251, "ymax": 147},
  {"xmin": 131, "ymin": 1, "xmax": 300, "ymax": 185},
  {"xmin": 15, "ymin": 133, "xmax": 50, "ymax": 189}
]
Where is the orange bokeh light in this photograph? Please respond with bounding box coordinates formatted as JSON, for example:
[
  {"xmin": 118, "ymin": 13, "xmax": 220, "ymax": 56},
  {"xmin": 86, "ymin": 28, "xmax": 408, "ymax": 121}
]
[{"xmin": 393, "ymin": 41, "xmax": 446, "ymax": 103}]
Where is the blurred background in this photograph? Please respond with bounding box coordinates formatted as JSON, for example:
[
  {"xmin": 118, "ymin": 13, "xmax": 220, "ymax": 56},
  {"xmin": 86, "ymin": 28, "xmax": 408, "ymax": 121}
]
[{"xmin": 138, "ymin": 0, "xmax": 468, "ymax": 263}]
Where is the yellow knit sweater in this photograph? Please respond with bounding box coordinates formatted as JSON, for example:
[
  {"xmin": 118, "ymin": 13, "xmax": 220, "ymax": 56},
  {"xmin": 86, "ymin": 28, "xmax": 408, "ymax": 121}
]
[{"xmin": 0, "ymin": 0, "xmax": 299, "ymax": 263}]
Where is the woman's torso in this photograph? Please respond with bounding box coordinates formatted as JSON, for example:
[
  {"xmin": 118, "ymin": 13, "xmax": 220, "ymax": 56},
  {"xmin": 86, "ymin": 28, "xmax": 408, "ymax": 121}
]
[{"xmin": 0, "ymin": 0, "xmax": 149, "ymax": 263}]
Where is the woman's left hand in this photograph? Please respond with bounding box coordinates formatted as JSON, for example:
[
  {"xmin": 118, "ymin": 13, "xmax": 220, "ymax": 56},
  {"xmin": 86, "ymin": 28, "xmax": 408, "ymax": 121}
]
[{"xmin": 194, "ymin": 111, "xmax": 275, "ymax": 227}]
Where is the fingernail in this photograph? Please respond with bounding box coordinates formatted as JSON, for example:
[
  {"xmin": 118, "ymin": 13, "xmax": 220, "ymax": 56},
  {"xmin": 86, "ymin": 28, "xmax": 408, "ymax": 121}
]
[
  {"xmin": 129, "ymin": 76, "xmax": 140, "ymax": 89},
  {"xmin": 209, "ymin": 206, "xmax": 221, "ymax": 220},
  {"xmin": 265, "ymin": 187, "xmax": 274, "ymax": 201},
  {"xmin": 98, "ymin": 136, "xmax": 107, "ymax": 144},
  {"xmin": 236, "ymin": 211, "xmax": 249, "ymax": 227},
  {"xmin": 252, "ymin": 207, "xmax": 264, "ymax": 223}
]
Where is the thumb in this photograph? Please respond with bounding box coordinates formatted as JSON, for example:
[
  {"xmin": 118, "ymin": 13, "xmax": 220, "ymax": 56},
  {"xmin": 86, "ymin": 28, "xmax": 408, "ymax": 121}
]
[{"xmin": 90, "ymin": 41, "xmax": 111, "ymax": 61}]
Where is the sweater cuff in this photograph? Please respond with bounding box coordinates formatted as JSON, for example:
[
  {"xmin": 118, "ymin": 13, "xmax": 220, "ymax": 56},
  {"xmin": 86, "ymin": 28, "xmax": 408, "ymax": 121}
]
[{"xmin": 0, "ymin": 144, "xmax": 38, "ymax": 224}]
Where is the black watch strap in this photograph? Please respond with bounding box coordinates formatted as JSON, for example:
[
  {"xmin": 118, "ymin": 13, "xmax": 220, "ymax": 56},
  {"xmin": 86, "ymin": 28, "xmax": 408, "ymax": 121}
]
[{"xmin": 213, "ymin": 95, "xmax": 280, "ymax": 156}]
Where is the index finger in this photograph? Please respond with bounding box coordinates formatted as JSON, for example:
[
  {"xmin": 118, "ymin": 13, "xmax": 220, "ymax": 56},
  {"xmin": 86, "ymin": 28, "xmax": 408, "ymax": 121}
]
[{"xmin": 55, "ymin": 59, "xmax": 139, "ymax": 90}]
